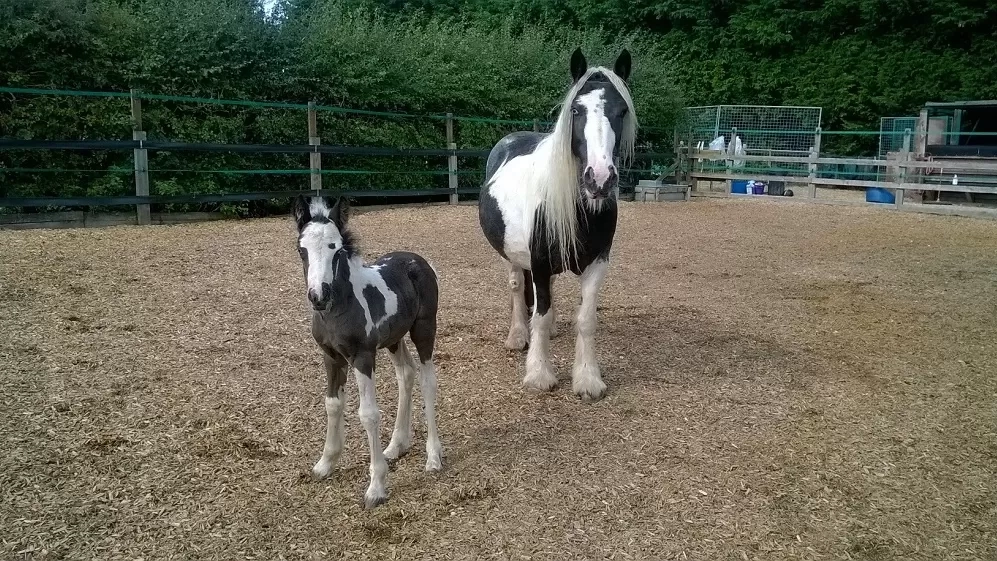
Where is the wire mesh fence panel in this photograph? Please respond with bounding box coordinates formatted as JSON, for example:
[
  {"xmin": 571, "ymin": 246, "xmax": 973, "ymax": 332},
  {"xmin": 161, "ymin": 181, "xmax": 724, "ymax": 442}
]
[
  {"xmin": 682, "ymin": 105, "xmax": 822, "ymax": 176},
  {"xmin": 879, "ymin": 117, "xmax": 917, "ymax": 158}
]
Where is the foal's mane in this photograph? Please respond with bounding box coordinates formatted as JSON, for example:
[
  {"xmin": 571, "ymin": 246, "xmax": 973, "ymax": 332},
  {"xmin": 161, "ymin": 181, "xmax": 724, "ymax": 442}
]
[
  {"xmin": 532, "ymin": 65, "xmax": 638, "ymax": 269},
  {"xmin": 300, "ymin": 196, "xmax": 360, "ymax": 259}
]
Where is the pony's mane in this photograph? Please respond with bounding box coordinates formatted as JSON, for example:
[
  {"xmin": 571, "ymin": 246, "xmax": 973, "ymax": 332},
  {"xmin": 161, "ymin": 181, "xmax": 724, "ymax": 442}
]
[{"xmin": 532, "ymin": 65, "xmax": 638, "ymax": 269}]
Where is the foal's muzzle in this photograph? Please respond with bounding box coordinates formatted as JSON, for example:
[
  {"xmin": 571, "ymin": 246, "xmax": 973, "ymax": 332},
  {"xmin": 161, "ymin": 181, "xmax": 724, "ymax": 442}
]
[
  {"xmin": 308, "ymin": 283, "xmax": 332, "ymax": 310},
  {"xmin": 582, "ymin": 164, "xmax": 619, "ymax": 200}
]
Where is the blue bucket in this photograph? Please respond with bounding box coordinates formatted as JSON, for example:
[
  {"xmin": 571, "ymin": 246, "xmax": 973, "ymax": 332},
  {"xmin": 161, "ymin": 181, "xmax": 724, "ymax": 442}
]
[
  {"xmin": 731, "ymin": 180, "xmax": 749, "ymax": 194},
  {"xmin": 866, "ymin": 187, "xmax": 896, "ymax": 204}
]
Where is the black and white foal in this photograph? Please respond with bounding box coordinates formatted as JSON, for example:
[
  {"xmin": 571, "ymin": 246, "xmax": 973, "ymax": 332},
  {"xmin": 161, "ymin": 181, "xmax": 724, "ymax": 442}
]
[
  {"xmin": 478, "ymin": 48, "xmax": 637, "ymax": 401},
  {"xmin": 292, "ymin": 195, "xmax": 442, "ymax": 508}
]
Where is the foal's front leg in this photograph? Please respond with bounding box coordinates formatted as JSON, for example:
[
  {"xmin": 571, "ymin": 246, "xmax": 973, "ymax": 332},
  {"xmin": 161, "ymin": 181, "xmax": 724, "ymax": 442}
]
[
  {"xmin": 312, "ymin": 352, "xmax": 348, "ymax": 480},
  {"xmin": 353, "ymin": 352, "xmax": 390, "ymax": 508},
  {"xmin": 572, "ymin": 259, "xmax": 609, "ymax": 401},
  {"xmin": 523, "ymin": 270, "xmax": 557, "ymax": 391}
]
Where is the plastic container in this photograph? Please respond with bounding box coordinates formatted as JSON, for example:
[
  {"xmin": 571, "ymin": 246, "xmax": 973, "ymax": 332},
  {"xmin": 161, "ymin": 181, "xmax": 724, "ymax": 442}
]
[
  {"xmin": 751, "ymin": 184, "xmax": 765, "ymax": 195},
  {"xmin": 731, "ymin": 180, "xmax": 749, "ymax": 194},
  {"xmin": 866, "ymin": 187, "xmax": 896, "ymax": 204}
]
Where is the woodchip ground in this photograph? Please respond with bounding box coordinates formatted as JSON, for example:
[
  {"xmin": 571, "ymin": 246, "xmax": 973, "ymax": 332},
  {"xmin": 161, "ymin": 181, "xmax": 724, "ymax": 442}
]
[{"xmin": 1, "ymin": 198, "xmax": 994, "ymax": 560}]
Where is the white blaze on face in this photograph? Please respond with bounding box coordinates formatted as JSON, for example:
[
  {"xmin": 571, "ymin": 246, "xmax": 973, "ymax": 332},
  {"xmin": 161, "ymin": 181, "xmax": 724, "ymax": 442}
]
[
  {"xmin": 576, "ymin": 88, "xmax": 616, "ymax": 187},
  {"xmin": 299, "ymin": 221, "xmax": 344, "ymax": 296}
]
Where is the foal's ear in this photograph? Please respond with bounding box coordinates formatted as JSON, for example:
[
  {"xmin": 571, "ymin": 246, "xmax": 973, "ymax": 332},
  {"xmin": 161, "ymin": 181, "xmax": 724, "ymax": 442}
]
[
  {"xmin": 570, "ymin": 47, "xmax": 587, "ymax": 83},
  {"xmin": 329, "ymin": 196, "xmax": 350, "ymax": 228},
  {"xmin": 291, "ymin": 195, "xmax": 310, "ymax": 231},
  {"xmin": 614, "ymin": 49, "xmax": 632, "ymax": 82}
]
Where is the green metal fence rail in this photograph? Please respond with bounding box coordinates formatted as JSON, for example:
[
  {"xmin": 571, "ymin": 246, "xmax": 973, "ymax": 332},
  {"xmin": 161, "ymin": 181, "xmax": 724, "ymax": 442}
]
[{"xmin": 0, "ymin": 86, "xmax": 678, "ymax": 217}]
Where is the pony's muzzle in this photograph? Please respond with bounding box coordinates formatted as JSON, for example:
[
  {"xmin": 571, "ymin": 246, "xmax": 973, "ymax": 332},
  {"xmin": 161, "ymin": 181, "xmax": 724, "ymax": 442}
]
[
  {"xmin": 582, "ymin": 165, "xmax": 618, "ymax": 199},
  {"xmin": 308, "ymin": 283, "xmax": 332, "ymax": 310}
]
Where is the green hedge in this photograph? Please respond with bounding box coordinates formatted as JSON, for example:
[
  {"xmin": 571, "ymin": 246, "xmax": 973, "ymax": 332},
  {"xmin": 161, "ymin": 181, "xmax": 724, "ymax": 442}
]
[{"xmin": 0, "ymin": 0, "xmax": 682, "ymax": 213}]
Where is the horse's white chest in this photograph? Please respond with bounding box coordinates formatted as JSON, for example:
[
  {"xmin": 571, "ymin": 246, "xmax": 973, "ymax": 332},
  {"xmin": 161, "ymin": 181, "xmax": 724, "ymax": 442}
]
[{"xmin": 489, "ymin": 155, "xmax": 540, "ymax": 269}]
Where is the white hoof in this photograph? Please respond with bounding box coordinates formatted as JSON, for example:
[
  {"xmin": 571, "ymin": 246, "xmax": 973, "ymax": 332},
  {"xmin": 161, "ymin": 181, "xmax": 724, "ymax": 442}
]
[
  {"xmin": 311, "ymin": 457, "xmax": 336, "ymax": 480},
  {"xmin": 572, "ymin": 364, "xmax": 607, "ymax": 401},
  {"xmin": 505, "ymin": 325, "xmax": 528, "ymax": 350},
  {"xmin": 383, "ymin": 439, "xmax": 411, "ymax": 462},
  {"xmin": 425, "ymin": 445, "xmax": 442, "ymax": 472},
  {"xmin": 523, "ymin": 363, "xmax": 557, "ymax": 392},
  {"xmin": 364, "ymin": 487, "xmax": 388, "ymax": 509}
]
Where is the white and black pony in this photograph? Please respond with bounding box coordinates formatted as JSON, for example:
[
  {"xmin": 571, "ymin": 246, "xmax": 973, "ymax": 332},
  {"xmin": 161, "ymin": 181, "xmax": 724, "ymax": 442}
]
[
  {"xmin": 292, "ymin": 195, "xmax": 442, "ymax": 509},
  {"xmin": 478, "ymin": 48, "xmax": 637, "ymax": 401}
]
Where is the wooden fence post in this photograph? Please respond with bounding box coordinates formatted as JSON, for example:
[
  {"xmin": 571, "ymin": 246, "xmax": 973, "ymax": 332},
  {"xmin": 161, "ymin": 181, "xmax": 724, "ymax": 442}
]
[
  {"xmin": 446, "ymin": 113, "xmax": 458, "ymax": 205},
  {"xmin": 808, "ymin": 126, "xmax": 822, "ymax": 198},
  {"xmin": 533, "ymin": 119, "xmax": 540, "ymax": 133},
  {"xmin": 308, "ymin": 101, "xmax": 322, "ymax": 193},
  {"xmin": 130, "ymin": 89, "xmax": 151, "ymax": 225},
  {"xmin": 895, "ymin": 128, "xmax": 912, "ymax": 208}
]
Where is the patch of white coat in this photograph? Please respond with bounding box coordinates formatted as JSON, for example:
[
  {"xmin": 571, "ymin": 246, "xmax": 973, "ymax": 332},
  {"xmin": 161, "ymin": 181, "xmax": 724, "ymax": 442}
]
[
  {"xmin": 355, "ymin": 369, "xmax": 389, "ymax": 508},
  {"xmin": 384, "ymin": 343, "xmax": 415, "ymax": 461},
  {"xmin": 299, "ymin": 222, "xmax": 344, "ymax": 294},
  {"xmin": 576, "ymin": 88, "xmax": 617, "ymax": 188},
  {"xmin": 309, "ymin": 197, "xmax": 332, "ymax": 219},
  {"xmin": 572, "ymin": 259, "xmax": 609, "ymax": 400},
  {"xmin": 486, "ymin": 152, "xmax": 544, "ymax": 269},
  {"xmin": 523, "ymin": 308, "xmax": 557, "ymax": 391},
  {"xmin": 312, "ymin": 388, "xmax": 345, "ymax": 479},
  {"xmin": 420, "ymin": 358, "xmax": 443, "ymax": 471}
]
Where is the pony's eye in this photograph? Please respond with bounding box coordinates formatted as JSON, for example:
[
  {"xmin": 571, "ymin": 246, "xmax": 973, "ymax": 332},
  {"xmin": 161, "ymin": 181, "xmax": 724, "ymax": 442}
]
[
  {"xmin": 298, "ymin": 247, "xmax": 307, "ymax": 259},
  {"xmin": 328, "ymin": 243, "xmax": 338, "ymax": 250},
  {"xmin": 571, "ymin": 107, "xmax": 580, "ymax": 116},
  {"xmin": 620, "ymin": 108, "xmax": 629, "ymax": 117}
]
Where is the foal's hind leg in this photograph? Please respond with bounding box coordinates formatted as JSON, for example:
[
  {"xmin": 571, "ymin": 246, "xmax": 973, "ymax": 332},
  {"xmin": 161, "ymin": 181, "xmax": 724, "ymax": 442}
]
[
  {"xmin": 505, "ymin": 261, "xmax": 530, "ymax": 350},
  {"xmin": 384, "ymin": 342, "xmax": 417, "ymax": 461},
  {"xmin": 312, "ymin": 352, "xmax": 348, "ymax": 480},
  {"xmin": 410, "ymin": 318, "xmax": 443, "ymax": 472}
]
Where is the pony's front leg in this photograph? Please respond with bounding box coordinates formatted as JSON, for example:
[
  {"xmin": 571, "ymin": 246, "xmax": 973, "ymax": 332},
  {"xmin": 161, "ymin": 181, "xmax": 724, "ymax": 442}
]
[
  {"xmin": 312, "ymin": 352, "xmax": 348, "ymax": 480},
  {"xmin": 505, "ymin": 262, "xmax": 530, "ymax": 350},
  {"xmin": 572, "ymin": 259, "xmax": 609, "ymax": 401},
  {"xmin": 523, "ymin": 270, "xmax": 557, "ymax": 391},
  {"xmin": 353, "ymin": 353, "xmax": 390, "ymax": 508}
]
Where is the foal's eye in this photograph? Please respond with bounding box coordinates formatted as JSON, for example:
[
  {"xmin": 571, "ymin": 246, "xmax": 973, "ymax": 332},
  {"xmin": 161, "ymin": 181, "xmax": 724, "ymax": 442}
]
[
  {"xmin": 619, "ymin": 108, "xmax": 629, "ymax": 118},
  {"xmin": 571, "ymin": 107, "xmax": 580, "ymax": 116},
  {"xmin": 328, "ymin": 243, "xmax": 338, "ymax": 250}
]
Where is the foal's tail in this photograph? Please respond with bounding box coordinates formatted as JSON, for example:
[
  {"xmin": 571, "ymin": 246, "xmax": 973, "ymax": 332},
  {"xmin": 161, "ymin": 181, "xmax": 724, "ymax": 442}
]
[{"xmin": 523, "ymin": 269, "xmax": 535, "ymax": 314}]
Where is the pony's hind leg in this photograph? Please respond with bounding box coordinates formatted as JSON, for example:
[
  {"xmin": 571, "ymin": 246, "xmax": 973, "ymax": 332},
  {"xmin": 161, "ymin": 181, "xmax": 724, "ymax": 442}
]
[
  {"xmin": 409, "ymin": 318, "xmax": 443, "ymax": 472},
  {"xmin": 572, "ymin": 259, "xmax": 610, "ymax": 401},
  {"xmin": 505, "ymin": 262, "xmax": 530, "ymax": 350},
  {"xmin": 312, "ymin": 352, "xmax": 348, "ymax": 480},
  {"xmin": 384, "ymin": 341, "xmax": 417, "ymax": 461},
  {"xmin": 523, "ymin": 270, "xmax": 557, "ymax": 391},
  {"xmin": 353, "ymin": 352, "xmax": 390, "ymax": 508}
]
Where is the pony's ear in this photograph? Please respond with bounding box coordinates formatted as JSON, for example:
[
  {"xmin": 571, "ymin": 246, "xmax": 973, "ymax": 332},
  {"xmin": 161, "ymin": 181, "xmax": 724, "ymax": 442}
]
[
  {"xmin": 570, "ymin": 47, "xmax": 587, "ymax": 83},
  {"xmin": 329, "ymin": 196, "xmax": 350, "ymax": 228},
  {"xmin": 614, "ymin": 49, "xmax": 632, "ymax": 82},
  {"xmin": 291, "ymin": 195, "xmax": 311, "ymax": 231}
]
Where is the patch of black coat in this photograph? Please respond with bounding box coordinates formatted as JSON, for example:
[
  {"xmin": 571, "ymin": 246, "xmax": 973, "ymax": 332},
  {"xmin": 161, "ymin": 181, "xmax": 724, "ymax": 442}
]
[
  {"xmin": 531, "ymin": 198, "xmax": 617, "ymax": 278},
  {"xmin": 362, "ymin": 284, "xmax": 386, "ymax": 325},
  {"xmin": 309, "ymin": 250, "xmax": 439, "ymax": 376}
]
